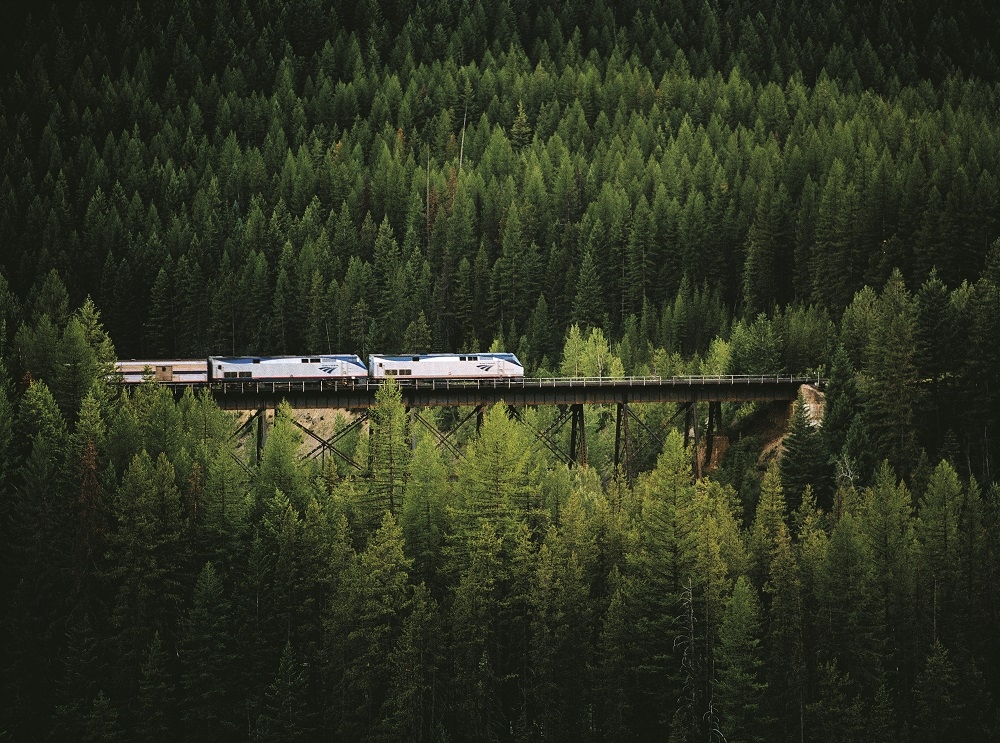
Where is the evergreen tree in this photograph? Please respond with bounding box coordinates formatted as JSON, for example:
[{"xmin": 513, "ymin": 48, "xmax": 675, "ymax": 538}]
[
  {"xmin": 135, "ymin": 631, "xmax": 176, "ymax": 743},
  {"xmin": 780, "ymin": 392, "xmax": 833, "ymax": 513},
  {"xmin": 334, "ymin": 512, "xmax": 411, "ymax": 740},
  {"xmin": 255, "ymin": 402, "xmax": 307, "ymax": 514},
  {"xmin": 805, "ymin": 661, "xmax": 866, "ymax": 743},
  {"xmin": 572, "ymin": 249, "xmax": 605, "ymax": 331},
  {"xmin": 816, "ymin": 512, "xmax": 883, "ymax": 695},
  {"xmin": 856, "ymin": 462, "xmax": 917, "ymax": 694},
  {"xmin": 715, "ymin": 576, "xmax": 767, "ymax": 743},
  {"xmin": 763, "ymin": 527, "xmax": 806, "ymax": 743},
  {"xmin": 912, "ymin": 640, "xmax": 960, "ymax": 743},
  {"xmin": 179, "ymin": 562, "xmax": 235, "ymax": 742},
  {"xmin": 528, "ymin": 526, "xmax": 592, "ymax": 741},
  {"xmin": 628, "ymin": 429, "xmax": 699, "ymax": 737},
  {"xmin": 145, "ymin": 263, "xmax": 177, "ymax": 359},
  {"xmin": 455, "ymin": 403, "xmax": 539, "ymax": 533},
  {"xmin": 823, "ymin": 344, "xmax": 858, "ymax": 467},
  {"xmin": 402, "ymin": 309, "xmax": 432, "ymax": 353},
  {"xmin": 400, "ymin": 434, "xmax": 449, "ymax": 589},
  {"xmin": 749, "ymin": 462, "xmax": 788, "ymax": 590},
  {"xmin": 510, "ymin": 100, "xmax": 532, "ymax": 151},
  {"xmin": 366, "ymin": 376, "xmax": 410, "ymax": 525},
  {"xmin": 253, "ymin": 641, "xmax": 311, "ymax": 742},
  {"xmin": 915, "ymin": 460, "xmax": 962, "ymax": 642},
  {"xmin": 863, "ymin": 269, "xmax": 920, "ymax": 477},
  {"xmin": 377, "ymin": 582, "xmax": 444, "ymax": 741}
]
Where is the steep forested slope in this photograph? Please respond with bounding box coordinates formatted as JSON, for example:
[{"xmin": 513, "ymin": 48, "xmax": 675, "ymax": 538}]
[{"xmin": 2, "ymin": 1, "xmax": 1000, "ymax": 741}]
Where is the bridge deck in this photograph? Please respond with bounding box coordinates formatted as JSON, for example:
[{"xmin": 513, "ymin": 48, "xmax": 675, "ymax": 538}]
[{"xmin": 158, "ymin": 375, "xmax": 820, "ymax": 410}]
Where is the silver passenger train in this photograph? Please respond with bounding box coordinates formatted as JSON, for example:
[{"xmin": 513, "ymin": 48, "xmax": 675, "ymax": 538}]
[{"xmin": 115, "ymin": 352, "xmax": 524, "ymax": 383}]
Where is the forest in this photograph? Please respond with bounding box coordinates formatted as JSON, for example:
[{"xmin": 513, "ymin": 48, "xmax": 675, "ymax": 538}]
[{"xmin": 1, "ymin": 0, "xmax": 999, "ymax": 740}]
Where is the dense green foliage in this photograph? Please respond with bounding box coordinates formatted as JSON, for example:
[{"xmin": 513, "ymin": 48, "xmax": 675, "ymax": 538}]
[
  {"xmin": 2, "ymin": 328, "xmax": 998, "ymax": 740},
  {"xmin": 3, "ymin": 0, "xmax": 1000, "ymax": 740}
]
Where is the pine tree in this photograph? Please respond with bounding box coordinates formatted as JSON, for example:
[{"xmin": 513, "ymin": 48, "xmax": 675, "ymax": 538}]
[
  {"xmin": 528, "ymin": 527, "xmax": 592, "ymax": 741},
  {"xmin": 255, "ymin": 402, "xmax": 307, "ymax": 514},
  {"xmin": 749, "ymin": 462, "xmax": 788, "ymax": 590},
  {"xmin": 510, "ymin": 100, "xmax": 533, "ymax": 151},
  {"xmin": 823, "ymin": 344, "xmax": 858, "ymax": 464},
  {"xmin": 145, "ymin": 263, "xmax": 176, "ymax": 359},
  {"xmin": 628, "ymin": 430, "xmax": 699, "ymax": 737},
  {"xmin": 856, "ymin": 462, "xmax": 917, "ymax": 693},
  {"xmin": 377, "ymin": 582, "xmax": 444, "ymax": 741},
  {"xmin": 863, "ymin": 269, "xmax": 920, "ymax": 477},
  {"xmin": 915, "ymin": 460, "xmax": 962, "ymax": 642},
  {"xmin": 135, "ymin": 631, "xmax": 175, "ymax": 743},
  {"xmin": 912, "ymin": 640, "xmax": 959, "ymax": 743},
  {"xmin": 805, "ymin": 661, "xmax": 866, "ymax": 743},
  {"xmin": 715, "ymin": 576, "xmax": 767, "ymax": 743},
  {"xmin": 448, "ymin": 518, "xmax": 511, "ymax": 741},
  {"xmin": 335, "ymin": 512, "xmax": 412, "ymax": 740},
  {"xmin": 572, "ymin": 248, "xmax": 605, "ymax": 331},
  {"xmin": 84, "ymin": 690, "xmax": 124, "ymax": 743},
  {"xmin": 816, "ymin": 512, "xmax": 883, "ymax": 695},
  {"xmin": 625, "ymin": 195, "xmax": 654, "ymax": 316},
  {"xmin": 402, "ymin": 309, "xmax": 432, "ymax": 353},
  {"xmin": 455, "ymin": 402, "xmax": 538, "ymax": 533},
  {"xmin": 107, "ymin": 451, "xmax": 184, "ymax": 694},
  {"xmin": 762, "ymin": 527, "xmax": 805, "ymax": 743},
  {"xmin": 366, "ymin": 376, "xmax": 410, "ymax": 526},
  {"xmin": 179, "ymin": 562, "xmax": 235, "ymax": 742},
  {"xmin": 253, "ymin": 641, "xmax": 311, "ymax": 742},
  {"xmin": 525, "ymin": 293, "xmax": 551, "ymax": 370},
  {"xmin": 780, "ymin": 393, "xmax": 833, "ymax": 513},
  {"xmin": 400, "ymin": 434, "xmax": 449, "ymax": 589}
]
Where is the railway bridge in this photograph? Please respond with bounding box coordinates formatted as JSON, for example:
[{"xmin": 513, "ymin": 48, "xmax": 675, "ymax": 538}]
[{"xmin": 176, "ymin": 374, "xmax": 820, "ymax": 481}]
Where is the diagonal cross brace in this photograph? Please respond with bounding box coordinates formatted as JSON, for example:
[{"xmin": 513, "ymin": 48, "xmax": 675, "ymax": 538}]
[
  {"xmin": 507, "ymin": 405, "xmax": 575, "ymax": 466},
  {"xmin": 413, "ymin": 410, "xmax": 465, "ymax": 460},
  {"xmin": 290, "ymin": 415, "xmax": 365, "ymax": 470}
]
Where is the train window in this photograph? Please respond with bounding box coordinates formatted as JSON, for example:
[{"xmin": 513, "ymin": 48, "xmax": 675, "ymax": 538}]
[
  {"xmin": 386, "ymin": 369, "xmax": 397, "ymax": 376},
  {"xmin": 469, "ymin": 356, "xmax": 478, "ymax": 361},
  {"xmin": 412, "ymin": 356, "xmax": 420, "ymax": 362},
  {"xmin": 238, "ymin": 371, "xmax": 252, "ymax": 378},
  {"xmin": 301, "ymin": 358, "xmax": 309, "ymax": 363},
  {"xmin": 224, "ymin": 371, "xmax": 238, "ymax": 378},
  {"xmin": 252, "ymin": 359, "xmax": 260, "ymax": 364},
  {"xmin": 459, "ymin": 356, "xmax": 466, "ymax": 361},
  {"xmin": 400, "ymin": 369, "xmax": 412, "ymax": 375},
  {"xmin": 310, "ymin": 358, "xmax": 320, "ymax": 363}
]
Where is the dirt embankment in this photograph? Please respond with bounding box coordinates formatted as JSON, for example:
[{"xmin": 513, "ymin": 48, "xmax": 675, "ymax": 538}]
[{"xmin": 760, "ymin": 384, "xmax": 826, "ymax": 462}]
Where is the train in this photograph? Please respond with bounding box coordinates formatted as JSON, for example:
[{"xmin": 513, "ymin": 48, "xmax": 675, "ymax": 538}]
[{"xmin": 115, "ymin": 352, "xmax": 524, "ymax": 384}]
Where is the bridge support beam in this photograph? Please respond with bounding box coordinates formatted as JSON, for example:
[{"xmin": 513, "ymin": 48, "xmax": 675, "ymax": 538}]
[
  {"xmin": 413, "ymin": 408, "xmax": 471, "ymax": 460},
  {"xmin": 703, "ymin": 401, "xmax": 721, "ymax": 472},
  {"xmin": 290, "ymin": 413, "xmax": 366, "ymax": 471},
  {"xmin": 614, "ymin": 397, "xmax": 633, "ymax": 484},
  {"xmin": 256, "ymin": 407, "xmax": 267, "ymax": 464},
  {"xmin": 569, "ymin": 404, "xmax": 586, "ymax": 467}
]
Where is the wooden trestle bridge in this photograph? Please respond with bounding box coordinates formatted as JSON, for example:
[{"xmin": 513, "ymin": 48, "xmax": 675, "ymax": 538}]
[{"xmin": 195, "ymin": 374, "xmax": 821, "ymax": 482}]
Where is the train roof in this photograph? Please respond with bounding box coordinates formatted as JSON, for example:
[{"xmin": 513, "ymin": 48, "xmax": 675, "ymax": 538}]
[
  {"xmin": 370, "ymin": 352, "xmax": 521, "ymax": 363},
  {"xmin": 210, "ymin": 354, "xmax": 364, "ymax": 363}
]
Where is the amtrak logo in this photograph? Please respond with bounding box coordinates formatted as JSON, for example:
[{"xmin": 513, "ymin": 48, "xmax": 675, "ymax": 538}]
[
  {"xmin": 318, "ymin": 366, "xmax": 339, "ymax": 374},
  {"xmin": 476, "ymin": 364, "xmax": 494, "ymax": 371}
]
